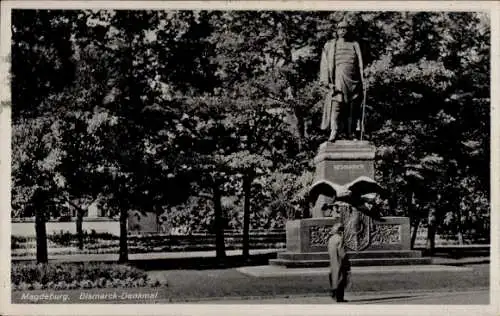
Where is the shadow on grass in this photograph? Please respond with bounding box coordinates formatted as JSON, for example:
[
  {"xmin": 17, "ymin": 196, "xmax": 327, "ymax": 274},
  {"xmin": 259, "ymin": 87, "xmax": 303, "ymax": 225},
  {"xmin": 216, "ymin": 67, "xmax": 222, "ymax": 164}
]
[{"xmin": 352, "ymin": 295, "xmax": 416, "ymax": 304}]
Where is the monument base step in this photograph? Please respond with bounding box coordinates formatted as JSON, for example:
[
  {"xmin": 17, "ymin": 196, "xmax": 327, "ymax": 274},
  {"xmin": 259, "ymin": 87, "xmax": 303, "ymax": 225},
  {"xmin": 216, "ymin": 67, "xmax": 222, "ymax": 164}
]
[
  {"xmin": 277, "ymin": 250, "xmax": 423, "ymax": 261},
  {"xmin": 269, "ymin": 257, "xmax": 432, "ymax": 268}
]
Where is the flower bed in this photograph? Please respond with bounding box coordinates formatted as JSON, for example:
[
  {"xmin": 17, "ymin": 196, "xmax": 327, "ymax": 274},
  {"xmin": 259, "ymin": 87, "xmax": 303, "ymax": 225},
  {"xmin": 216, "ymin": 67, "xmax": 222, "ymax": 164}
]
[
  {"xmin": 11, "ymin": 247, "xmax": 122, "ymax": 257},
  {"xmin": 11, "ymin": 262, "xmax": 165, "ymax": 290}
]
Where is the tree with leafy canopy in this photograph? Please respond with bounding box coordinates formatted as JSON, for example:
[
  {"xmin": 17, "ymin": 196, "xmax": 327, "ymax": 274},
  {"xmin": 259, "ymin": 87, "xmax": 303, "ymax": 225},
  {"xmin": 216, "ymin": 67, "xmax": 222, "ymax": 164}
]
[
  {"xmin": 12, "ymin": 116, "xmax": 63, "ymax": 263},
  {"xmin": 208, "ymin": 12, "xmax": 312, "ymax": 257},
  {"xmin": 363, "ymin": 11, "xmax": 490, "ymax": 252},
  {"xmin": 11, "ymin": 10, "xmax": 490, "ymax": 260},
  {"xmin": 64, "ymin": 9, "xmax": 215, "ymax": 261},
  {"xmin": 11, "ymin": 10, "xmax": 79, "ymax": 262}
]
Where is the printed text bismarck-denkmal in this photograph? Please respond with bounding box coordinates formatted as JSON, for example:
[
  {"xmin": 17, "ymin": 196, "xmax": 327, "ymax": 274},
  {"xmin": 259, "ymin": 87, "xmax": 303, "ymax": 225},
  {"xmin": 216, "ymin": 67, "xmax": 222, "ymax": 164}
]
[{"xmin": 79, "ymin": 291, "xmax": 159, "ymax": 300}]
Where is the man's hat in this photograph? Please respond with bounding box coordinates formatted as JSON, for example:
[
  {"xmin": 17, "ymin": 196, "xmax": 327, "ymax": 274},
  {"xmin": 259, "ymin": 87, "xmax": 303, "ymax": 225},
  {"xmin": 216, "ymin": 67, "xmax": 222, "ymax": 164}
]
[{"xmin": 320, "ymin": 196, "xmax": 336, "ymax": 211}]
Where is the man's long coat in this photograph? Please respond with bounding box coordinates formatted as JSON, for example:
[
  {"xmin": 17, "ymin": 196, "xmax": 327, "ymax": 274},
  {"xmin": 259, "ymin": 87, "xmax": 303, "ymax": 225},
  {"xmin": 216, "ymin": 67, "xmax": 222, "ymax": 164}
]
[{"xmin": 327, "ymin": 233, "xmax": 351, "ymax": 290}]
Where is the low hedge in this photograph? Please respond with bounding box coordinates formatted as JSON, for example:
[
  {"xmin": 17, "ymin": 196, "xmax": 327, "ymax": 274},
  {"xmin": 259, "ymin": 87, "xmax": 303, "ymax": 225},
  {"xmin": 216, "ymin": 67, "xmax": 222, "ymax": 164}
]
[
  {"xmin": 11, "ymin": 243, "xmax": 286, "ymax": 257},
  {"xmin": 11, "ymin": 262, "xmax": 165, "ymax": 291},
  {"xmin": 48, "ymin": 230, "xmax": 118, "ymax": 246},
  {"xmin": 12, "ymin": 231, "xmax": 119, "ymax": 249},
  {"xmin": 12, "ymin": 231, "xmax": 287, "ymax": 253}
]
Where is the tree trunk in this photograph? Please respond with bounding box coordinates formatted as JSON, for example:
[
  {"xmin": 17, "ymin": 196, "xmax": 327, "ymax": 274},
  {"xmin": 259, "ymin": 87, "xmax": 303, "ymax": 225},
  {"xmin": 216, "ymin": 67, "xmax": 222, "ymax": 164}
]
[
  {"xmin": 457, "ymin": 231, "xmax": 464, "ymax": 245},
  {"xmin": 156, "ymin": 211, "xmax": 160, "ymax": 233},
  {"xmin": 407, "ymin": 191, "xmax": 420, "ymax": 249},
  {"xmin": 212, "ymin": 183, "xmax": 226, "ymax": 259},
  {"xmin": 456, "ymin": 207, "xmax": 464, "ymax": 245},
  {"xmin": 292, "ymin": 104, "xmax": 307, "ymax": 151},
  {"xmin": 76, "ymin": 208, "xmax": 84, "ymax": 250},
  {"xmin": 410, "ymin": 217, "xmax": 421, "ymax": 249},
  {"xmin": 118, "ymin": 208, "xmax": 128, "ymax": 263},
  {"xmin": 35, "ymin": 208, "xmax": 48, "ymax": 263},
  {"xmin": 425, "ymin": 209, "xmax": 437, "ymax": 256},
  {"xmin": 425, "ymin": 224, "xmax": 436, "ymax": 256},
  {"xmin": 293, "ymin": 107, "xmax": 305, "ymax": 152},
  {"xmin": 242, "ymin": 172, "xmax": 252, "ymax": 259}
]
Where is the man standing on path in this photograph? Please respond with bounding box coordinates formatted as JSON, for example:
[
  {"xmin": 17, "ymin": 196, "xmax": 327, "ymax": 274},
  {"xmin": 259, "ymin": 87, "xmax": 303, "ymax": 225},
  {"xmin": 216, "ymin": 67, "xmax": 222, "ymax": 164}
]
[
  {"xmin": 319, "ymin": 20, "xmax": 365, "ymax": 141},
  {"xmin": 328, "ymin": 223, "xmax": 351, "ymax": 303}
]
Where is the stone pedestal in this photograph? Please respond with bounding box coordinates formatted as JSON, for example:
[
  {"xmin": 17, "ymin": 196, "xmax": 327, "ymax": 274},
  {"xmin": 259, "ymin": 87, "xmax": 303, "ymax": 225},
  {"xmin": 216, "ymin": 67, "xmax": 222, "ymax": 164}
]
[
  {"xmin": 269, "ymin": 140, "xmax": 431, "ymax": 268},
  {"xmin": 270, "ymin": 216, "xmax": 431, "ymax": 267},
  {"xmin": 285, "ymin": 217, "xmax": 411, "ymax": 253},
  {"xmin": 313, "ymin": 140, "xmax": 376, "ymax": 186},
  {"xmin": 311, "ymin": 141, "xmax": 376, "ymax": 218}
]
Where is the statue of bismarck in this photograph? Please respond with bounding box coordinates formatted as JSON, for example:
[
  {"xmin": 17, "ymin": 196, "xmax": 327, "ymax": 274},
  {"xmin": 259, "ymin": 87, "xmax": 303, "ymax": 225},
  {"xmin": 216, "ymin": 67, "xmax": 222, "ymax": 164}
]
[{"xmin": 319, "ymin": 20, "xmax": 366, "ymax": 142}]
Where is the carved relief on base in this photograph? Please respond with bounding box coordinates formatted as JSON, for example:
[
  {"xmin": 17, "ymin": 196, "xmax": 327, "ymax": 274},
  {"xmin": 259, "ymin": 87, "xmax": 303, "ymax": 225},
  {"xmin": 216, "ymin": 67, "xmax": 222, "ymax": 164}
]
[
  {"xmin": 371, "ymin": 224, "xmax": 401, "ymax": 245},
  {"xmin": 309, "ymin": 225, "xmax": 334, "ymax": 247},
  {"xmin": 307, "ymin": 203, "xmax": 403, "ymax": 250}
]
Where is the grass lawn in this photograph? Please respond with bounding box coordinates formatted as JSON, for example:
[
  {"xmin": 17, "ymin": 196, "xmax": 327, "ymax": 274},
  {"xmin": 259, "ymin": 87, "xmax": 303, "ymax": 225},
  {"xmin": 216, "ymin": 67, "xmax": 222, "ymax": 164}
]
[
  {"xmin": 11, "ymin": 264, "xmax": 489, "ymax": 304},
  {"xmin": 149, "ymin": 264, "xmax": 489, "ymax": 302}
]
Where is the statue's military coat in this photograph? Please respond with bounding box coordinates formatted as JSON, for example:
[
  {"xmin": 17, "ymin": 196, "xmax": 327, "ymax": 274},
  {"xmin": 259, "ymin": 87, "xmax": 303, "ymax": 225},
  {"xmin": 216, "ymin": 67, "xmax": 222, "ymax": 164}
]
[{"xmin": 319, "ymin": 39, "xmax": 364, "ymax": 132}]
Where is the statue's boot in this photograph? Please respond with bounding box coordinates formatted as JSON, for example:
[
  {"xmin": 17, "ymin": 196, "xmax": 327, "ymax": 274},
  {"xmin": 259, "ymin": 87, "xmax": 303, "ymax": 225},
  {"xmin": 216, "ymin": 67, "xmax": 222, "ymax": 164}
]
[
  {"xmin": 329, "ymin": 101, "xmax": 340, "ymax": 142},
  {"xmin": 328, "ymin": 130, "xmax": 337, "ymax": 142},
  {"xmin": 328, "ymin": 122, "xmax": 338, "ymax": 142},
  {"xmin": 353, "ymin": 121, "xmax": 361, "ymax": 140}
]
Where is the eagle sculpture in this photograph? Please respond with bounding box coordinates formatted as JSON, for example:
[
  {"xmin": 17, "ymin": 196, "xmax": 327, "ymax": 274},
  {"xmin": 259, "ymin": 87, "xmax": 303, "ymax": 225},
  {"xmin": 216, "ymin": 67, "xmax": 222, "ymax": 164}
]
[{"xmin": 308, "ymin": 176, "xmax": 384, "ymax": 219}]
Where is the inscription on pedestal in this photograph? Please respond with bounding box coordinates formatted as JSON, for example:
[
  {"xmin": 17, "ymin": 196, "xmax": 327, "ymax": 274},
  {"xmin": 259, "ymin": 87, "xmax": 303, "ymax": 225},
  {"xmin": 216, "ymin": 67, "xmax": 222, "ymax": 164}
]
[
  {"xmin": 333, "ymin": 164, "xmax": 365, "ymax": 170},
  {"xmin": 371, "ymin": 225, "xmax": 401, "ymax": 245},
  {"xmin": 318, "ymin": 161, "xmax": 373, "ymax": 186}
]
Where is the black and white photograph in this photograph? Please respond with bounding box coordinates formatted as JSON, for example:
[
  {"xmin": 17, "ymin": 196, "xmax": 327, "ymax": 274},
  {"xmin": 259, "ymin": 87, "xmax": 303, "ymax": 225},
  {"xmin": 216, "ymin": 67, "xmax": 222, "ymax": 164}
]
[{"xmin": 1, "ymin": 1, "xmax": 498, "ymax": 315}]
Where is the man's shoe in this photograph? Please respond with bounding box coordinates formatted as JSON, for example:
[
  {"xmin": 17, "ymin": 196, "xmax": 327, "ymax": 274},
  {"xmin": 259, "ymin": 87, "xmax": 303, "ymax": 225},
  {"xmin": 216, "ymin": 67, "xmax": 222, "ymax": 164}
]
[{"xmin": 330, "ymin": 290, "xmax": 336, "ymax": 299}]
